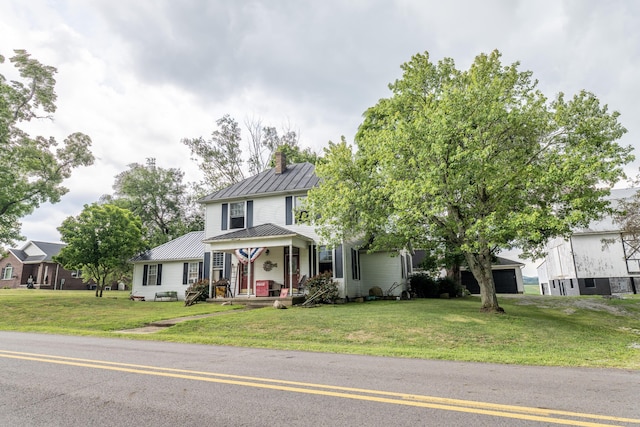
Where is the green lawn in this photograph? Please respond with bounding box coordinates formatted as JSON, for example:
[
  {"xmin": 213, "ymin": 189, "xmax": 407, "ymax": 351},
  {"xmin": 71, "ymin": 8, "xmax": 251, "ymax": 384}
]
[{"xmin": 1, "ymin": 289, "xmax": 639, "ymax": 369}]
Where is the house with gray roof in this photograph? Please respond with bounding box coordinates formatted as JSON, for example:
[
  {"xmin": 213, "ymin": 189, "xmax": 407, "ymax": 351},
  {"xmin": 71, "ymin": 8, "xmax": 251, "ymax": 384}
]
[
  {"xmin": 130, "ymin": 152, "xmax": 412, "ymax": 302},
  {"xmin": 1, "ymin": 240, "xmax": 94, "ymax": 290},
  {"xmin": 129, "ymin": 231, "xmax": 213, "ymax": 300},
  {"xmin": 200, "ymin": 152, "xmax": 410, "ymax": 300}
]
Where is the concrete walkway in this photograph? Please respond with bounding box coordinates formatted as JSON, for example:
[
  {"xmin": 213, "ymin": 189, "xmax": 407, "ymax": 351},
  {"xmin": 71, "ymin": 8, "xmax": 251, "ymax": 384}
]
[{"xmin": 115, "ymin": 307, "xmax": 256, "ymax": 334}]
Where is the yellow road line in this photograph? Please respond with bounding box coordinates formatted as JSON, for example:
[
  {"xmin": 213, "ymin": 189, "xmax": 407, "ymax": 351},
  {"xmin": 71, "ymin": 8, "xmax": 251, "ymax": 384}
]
[{"xmin": 0, "ymin": 350, "xmax": 637, "ymax": 426}]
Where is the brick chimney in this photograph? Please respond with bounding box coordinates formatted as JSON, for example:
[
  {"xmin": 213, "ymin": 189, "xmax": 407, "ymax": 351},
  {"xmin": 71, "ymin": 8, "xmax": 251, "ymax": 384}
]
[{"xmin": 275, "ymin": 151, "xmax": 287, "ymax": 174}]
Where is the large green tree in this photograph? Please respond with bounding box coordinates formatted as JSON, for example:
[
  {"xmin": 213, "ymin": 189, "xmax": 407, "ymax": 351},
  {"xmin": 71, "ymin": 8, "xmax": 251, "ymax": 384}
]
[
  {"xmin": 55, "ymin": 204, "xmax": 143, "ymax": 297},
  {"xmin": 307, "ymin": 50, "xmax": 632, "ymax": 312},
  {"xmin": 183, "ymin": 114, "xmax": 318, "ymax": 192},
  {"xmin": 0, "ymin": 50, "xmax": 94, "ymax": 245},
  {"xmin": 102, "ymin": 158, "xmax": 202, "ymax": 248}
]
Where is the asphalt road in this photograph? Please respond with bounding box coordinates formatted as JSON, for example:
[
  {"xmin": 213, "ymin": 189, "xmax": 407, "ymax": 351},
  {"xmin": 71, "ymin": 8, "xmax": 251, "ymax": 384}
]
[{"xmin": 0, "ymin": 332, "xmax": 638, "ymax": 426}]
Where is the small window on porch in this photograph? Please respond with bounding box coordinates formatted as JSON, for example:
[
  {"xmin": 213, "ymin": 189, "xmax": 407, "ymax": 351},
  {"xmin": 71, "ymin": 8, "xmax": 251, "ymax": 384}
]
[
  {"xmin": 319, "ymin": 246, "xmax": 333, "ymax": 274},
  {"xmin": 212, "ymin": 252, "xmax": 224, "ymax": 270}
]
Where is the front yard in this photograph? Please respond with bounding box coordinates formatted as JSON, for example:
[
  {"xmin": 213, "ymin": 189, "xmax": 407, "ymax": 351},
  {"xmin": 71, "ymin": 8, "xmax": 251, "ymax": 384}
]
[{"xmin": 0, "ymin": 289, "xmax": 638, "ymax": 369}]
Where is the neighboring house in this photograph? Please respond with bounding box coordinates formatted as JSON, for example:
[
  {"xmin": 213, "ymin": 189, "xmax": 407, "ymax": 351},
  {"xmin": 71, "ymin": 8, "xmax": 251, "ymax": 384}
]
[
  {"xmin": 130, "ymin": 231, "xmax": 209, "ymax": 301},
  {"xmin": 0, "ymin": 240, "xmax": 93, "ymax": 290},
  {"xmin": 536, "ymin": 188, "xmax": 640, "ymax": 296},
  {"xmin": 411, "ymin": 251, "xmax": 525, "ymax": 294}
]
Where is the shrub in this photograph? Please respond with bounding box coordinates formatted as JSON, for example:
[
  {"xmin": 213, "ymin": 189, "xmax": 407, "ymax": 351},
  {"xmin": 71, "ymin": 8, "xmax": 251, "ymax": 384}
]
[
  {"xmin": 305, "ymin": 272, "xmax": 339, "ymax": 303},
  {"xmin": 437, "ymin": 277, "xmax": 465, "ymax": 298},
  {"xmin": 409, "ymin": 272, "xmax": 439, "ymax": 298}
]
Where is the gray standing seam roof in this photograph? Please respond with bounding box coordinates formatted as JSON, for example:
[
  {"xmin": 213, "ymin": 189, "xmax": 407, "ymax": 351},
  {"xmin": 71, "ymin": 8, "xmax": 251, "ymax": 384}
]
[
  {"xmin": 204, "ymin": 223, "xmax": 305, "ymax": 242},
  {"xmin": 130, "ymin": 231, "xmax": 205, "ymax": 262},
  {"xmin": 199, "ymin": 162, "xmax": 319, "ymax": 203}
]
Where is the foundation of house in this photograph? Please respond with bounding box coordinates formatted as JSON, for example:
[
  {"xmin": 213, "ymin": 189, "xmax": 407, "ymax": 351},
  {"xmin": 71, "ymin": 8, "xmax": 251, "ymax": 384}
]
[{"xmin": 206, "ymin": 296, "xmax": 306, "ymax": 308}]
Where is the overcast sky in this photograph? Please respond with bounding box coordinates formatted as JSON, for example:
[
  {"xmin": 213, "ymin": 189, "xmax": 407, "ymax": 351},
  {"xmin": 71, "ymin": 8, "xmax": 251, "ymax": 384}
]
[{"xmin": 2, "ymin": 0, "xmax": 639, "ymax": 276}]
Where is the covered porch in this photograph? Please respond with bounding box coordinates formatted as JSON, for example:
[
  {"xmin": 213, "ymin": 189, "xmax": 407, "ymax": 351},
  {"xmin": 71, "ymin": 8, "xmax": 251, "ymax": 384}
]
[{"xmin": 203, "ymin": 224, "xmax": 315, "ymax": 301}]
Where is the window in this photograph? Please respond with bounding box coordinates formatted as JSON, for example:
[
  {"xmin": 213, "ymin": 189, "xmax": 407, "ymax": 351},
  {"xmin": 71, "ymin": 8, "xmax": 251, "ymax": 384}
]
[
  {"xmin": 143, "ymin": 264, "xmax": 163, "ymax": 286},
  {"xmin": 230, "ymin": 202, "xmax": 245, "ymax": 229},
  {"xmin": 212, "ymin": 252, "xmax": 224, "ymax": 269},
  {"xmin": 71, "ymin": 270, "xmax": 82, "ymax": 278},
  {"xmin": 319, "ymin": 246, "xmax": 333, "ymax": 274},
  {"xmin": 148, "ymin": 265, "xmax": 158, "ymax": 286},
  {"xmin": 584, "ymin": 278, "xmax": 595, "ymax": 288},
  {"xmin": 2, "ymin": 264, "xmax": 13, "ymax": 280},
  {"xmin": 294, "ymin": 196, "xmax": 309, "ymax": 224},
  {"xmin": 187, "ymin": 262, "xmax": 199, "ymax": 284}
]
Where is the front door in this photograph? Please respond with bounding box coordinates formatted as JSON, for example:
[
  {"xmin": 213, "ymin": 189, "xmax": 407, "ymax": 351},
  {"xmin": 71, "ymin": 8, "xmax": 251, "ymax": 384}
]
[
  {"xmin": 238, "ymin": 263, "xmax": 254, "ymax": 295},
  {"xmin": 284, "ymin": 247, "xmax": 300, "ymax": 289}
]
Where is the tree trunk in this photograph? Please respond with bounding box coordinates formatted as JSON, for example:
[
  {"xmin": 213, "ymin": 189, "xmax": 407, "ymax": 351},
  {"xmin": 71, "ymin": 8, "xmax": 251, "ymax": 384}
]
[
  {"xmin": 464, "ymin": 250, "xmax": 504, "ymax": 313},
  {"xmin": 446, "ymin": 263, "xmax": 461, "ymax": 287}
]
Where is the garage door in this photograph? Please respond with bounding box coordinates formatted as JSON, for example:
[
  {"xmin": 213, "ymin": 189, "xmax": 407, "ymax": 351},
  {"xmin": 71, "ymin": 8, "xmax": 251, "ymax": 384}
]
[{"xmin": 461, "ymin": 269, "xmax": 518, "ymax": 294}]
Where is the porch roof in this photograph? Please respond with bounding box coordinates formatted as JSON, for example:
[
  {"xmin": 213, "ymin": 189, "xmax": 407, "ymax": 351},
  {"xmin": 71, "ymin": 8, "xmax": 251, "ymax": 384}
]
[{"xmin": 203, "ymin": 223, "xmax": 314, "ymax": 251}]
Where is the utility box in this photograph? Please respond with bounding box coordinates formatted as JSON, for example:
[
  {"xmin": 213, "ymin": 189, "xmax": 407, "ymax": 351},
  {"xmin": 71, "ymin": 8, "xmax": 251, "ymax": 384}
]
[{"xmin": 255, "ymin": 280, "xmax": 271, "ymax": 297}]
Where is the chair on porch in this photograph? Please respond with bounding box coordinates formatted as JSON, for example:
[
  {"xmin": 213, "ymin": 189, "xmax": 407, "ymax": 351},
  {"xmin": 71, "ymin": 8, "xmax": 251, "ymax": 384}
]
[{"xmin": 292, "ymin": 275, "xmax": 307, "ymax": 296}]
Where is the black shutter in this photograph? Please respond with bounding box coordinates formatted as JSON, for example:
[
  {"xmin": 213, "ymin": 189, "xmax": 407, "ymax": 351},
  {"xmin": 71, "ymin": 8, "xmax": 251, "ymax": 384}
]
[
  {"xmin": 309, "ymin": 244, "xmax": 317, "ymax": 276},
  {"xmin": 142, "ymin": 265, "xmax": 148, "ymax": 286},
  {"xmin": 198, "ymin": 261, "xmax": 203, "ymax": 280},
  {"xmin": 351, "ymin": 249, "xmax": 356, "ymax": 280},
  {"xmin": 157, "ymin": 264, "xmax": 163, "ymax": 286},
  {"xmin": 285, "ymin": 196, "xmax": 293, "ymax": 225},
  {"xmin": 221, "ymin": 203, "xmax": 228, "ymax": 230},
  {"xmin": 247, "ymin": 200, "xmax": 253, "ymax": 228},
  {"xmin": 183, "ymin": 263, "xmax": 188, "ymax": 285},
  {"xmin": 203, "ymin": 252, "xmax": 211, "ymax": 279},
  {"xmin": 224, "ymin": 253, "xmax": 232, "ymax": 279},
  {"xmin": 334, "ymin": 244, "xmax": 343, "ymax": 278}
]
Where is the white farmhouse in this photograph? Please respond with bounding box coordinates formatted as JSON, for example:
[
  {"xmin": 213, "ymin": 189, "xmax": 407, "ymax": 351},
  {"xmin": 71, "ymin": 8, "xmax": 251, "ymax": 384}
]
[{"xmin": 131, "ymin": 152, "xmax": 412, "ymax": 302}]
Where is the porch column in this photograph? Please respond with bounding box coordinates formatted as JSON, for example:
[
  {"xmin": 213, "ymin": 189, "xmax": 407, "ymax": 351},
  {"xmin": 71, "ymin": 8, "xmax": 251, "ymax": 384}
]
[
  {"xmin": 54, "ymin": 264, "xmax": 60, "ymax": 290},
  {"xmin": 289, "ymin": 243, "xmax": 293, "ymax": 294},
  {"xmin": 208, "ymin": 250, "xmax": 213, "ymax": 298},
  {"xmin": 248, "ymin": 247, "xmax": 253, "ymax": 297}
]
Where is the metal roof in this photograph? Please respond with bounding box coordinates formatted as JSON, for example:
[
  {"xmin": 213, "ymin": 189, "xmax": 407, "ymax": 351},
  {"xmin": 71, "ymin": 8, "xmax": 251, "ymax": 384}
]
[
  {"xmin": 204, "ymin": 223, "xmax": 303, "ymax": 242},
  {"xmin": 130, "ymin": 231, "xmax": 205, "ymax": 262},
  {"xmin": 199, "ymin": 162, "xmax": 319, "ymax": 203}
]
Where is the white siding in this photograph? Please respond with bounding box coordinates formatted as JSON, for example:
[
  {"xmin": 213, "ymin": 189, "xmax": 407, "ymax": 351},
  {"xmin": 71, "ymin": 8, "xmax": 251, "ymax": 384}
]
[
  {"xmin": 571, "ymin": 233, "xmax": 628, "ymax": 277},
  {"xmin": 23, "ymin": 242, "xmax": 45, "ymax": 257},
  {"xmin": 203, "ymin": 193, "xmax": 320, "ymax": 241},
  {"xmin": 131, "ymin": 261, "xmax": 191, "ymax": 301},
  {"xmin": 204, "ymin": 203, "xmax": 222, "ymax": 238},
  {"xmin": 360, "ymin": 252, "xmax": 406, "ymax": 297},
  {"xmin": 544, "ymin": 237, "xmax": 577, "ymax": 280}
]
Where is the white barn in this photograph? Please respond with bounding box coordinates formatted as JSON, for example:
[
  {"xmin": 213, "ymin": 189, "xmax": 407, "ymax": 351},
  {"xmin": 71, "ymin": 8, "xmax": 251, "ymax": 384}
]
[{"xmin": 537, "ymin": 188, "xmax": 640, "ymax": 296}]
